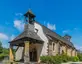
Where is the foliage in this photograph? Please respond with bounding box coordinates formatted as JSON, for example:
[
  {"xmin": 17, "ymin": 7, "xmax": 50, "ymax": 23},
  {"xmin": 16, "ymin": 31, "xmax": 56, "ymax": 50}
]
[
  {"xmin": 0, "ymin": 41, "xmax": 9, "ymax": 61},
  {"xmin": 40, "ymin": 54, "xmax": 79, "ymax": 64},
  {"xmin": 60, "ymin": 54, "xmax": 69, "ymax": 62},
  {"xmin": 0, "ymin": 41, "xmax": 3, "ymax": 53},
  {"xmin": 3, "ymin": 48, "xmax": 9, "ymax": 55},
  {"xmin": 0, "ymin": 53, "xmax": 8, "ymax": 61},
  {"xmin": 52, "ymin": 55, "xmax": 62, "ymax": 64},
  {"xmin": 0, "ymin": 48, "xmax": 9, "ymax": 61},
  {"xmin": 77, "ymin": 53, "xmax": 82, "ymax": 61},
  {"xmin": 40, "ymin": 56, "xmax": 55, "ymax": 63},
  {"xmin": 69, "ymin": 56, "xmax": 79, "ymax": 62}
]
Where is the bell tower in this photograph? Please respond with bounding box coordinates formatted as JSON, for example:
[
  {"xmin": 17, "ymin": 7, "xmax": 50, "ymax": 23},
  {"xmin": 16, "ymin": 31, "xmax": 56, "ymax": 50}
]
[
  {"xmin": 24, "ymin": 9, "xmax": 36, "ymax": 32},
  {"xmin": 24, "ymin": 9, "xmax": 36, "ymax": 24}
]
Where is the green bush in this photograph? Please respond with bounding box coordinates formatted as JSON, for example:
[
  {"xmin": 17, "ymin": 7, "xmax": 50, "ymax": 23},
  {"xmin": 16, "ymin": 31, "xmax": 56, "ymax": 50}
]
[
  {"xmin": 40, "ymin": 55, "xmax": 66, "ymax": 64},
  {"xmin": 53, "ymin": 55, "xmax": 62, "ymax": 64},
  {"xmin": 77, "ymin": 53, "xmax": 82, "ymax": 61},
  {"xmin": 60, "ymin": 54, "xmax": 69, "ymax": 62},
  {"xmin": 0, "ymin": 53, "xmax": 7, "ymax": 61},
  {"xmin": 40, "ymin": 56, "xmax": 47, "ymax": 63},
  {"xmin": 69, "ymin": 56, "xmax": 79, "ymax": 62},
  {"xmin": 40, "ymin": 54, "xmax": 79, "ymax": 64},
  {"xmin": 40, "ymin": 56, "xmax": 55, "ymax": 63}
]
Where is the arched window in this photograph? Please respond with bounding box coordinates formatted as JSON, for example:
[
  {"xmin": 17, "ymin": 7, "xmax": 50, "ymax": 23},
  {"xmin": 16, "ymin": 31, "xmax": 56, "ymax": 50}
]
[
  {"xmin": 53, "ymin": 43, "xmax": 55, "ymax": 51},
  {"xmin": 58, "ymin": 44, "xmax": 61, "ymax": 54},
  {"xmin": 62, "ymin": 50, "xmax": 64, "ymax": 54}
]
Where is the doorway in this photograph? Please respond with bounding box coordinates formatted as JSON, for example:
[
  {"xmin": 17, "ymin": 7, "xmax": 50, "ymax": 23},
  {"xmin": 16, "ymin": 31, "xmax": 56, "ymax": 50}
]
[{"xmin": 30, "ymin": 48, "xmax": 37, "ymax": 62}]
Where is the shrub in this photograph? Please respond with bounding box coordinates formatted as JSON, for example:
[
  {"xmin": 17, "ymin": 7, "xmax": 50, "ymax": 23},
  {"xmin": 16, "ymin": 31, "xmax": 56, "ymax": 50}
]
[
  {"xmin": 69, "ymin": 56, "xmax": 79, "ymax": 62},
  {"xmin": 40, "ymin": 56, "xmax": 55, "ymax": 64},
  {"xmin": 53, "ymin": 55, "xmax": 62, "ymax": 64},
  {"xmin": 0, "ymin": 53, "xmax": 7, "ymax": 61},
  {"xmin": 77, "ymin": 53, "xmax": 82, "ymax": 61},
  {"xmin": 40, "ymin": 54, "xmax": 79, "ymax": 64},
  {"xmin": 60, "ymin": 54, "xmax": 69, "ymax": 62}
]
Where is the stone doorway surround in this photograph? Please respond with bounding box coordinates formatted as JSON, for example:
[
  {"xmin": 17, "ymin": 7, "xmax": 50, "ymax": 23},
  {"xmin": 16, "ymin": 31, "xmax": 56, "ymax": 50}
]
[{"xmin": 30, "ymin": 43, "xmax": 37, "ymax": 62}]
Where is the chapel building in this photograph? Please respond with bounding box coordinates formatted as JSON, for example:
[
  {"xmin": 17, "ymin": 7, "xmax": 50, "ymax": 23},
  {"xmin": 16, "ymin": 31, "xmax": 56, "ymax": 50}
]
[{"xmin": 9, "ymin": 10, "xmax": 77, "ymax": 63}]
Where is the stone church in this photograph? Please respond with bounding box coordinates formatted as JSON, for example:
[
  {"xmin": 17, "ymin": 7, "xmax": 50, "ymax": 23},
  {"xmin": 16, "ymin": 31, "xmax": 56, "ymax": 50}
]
[{"xmin": 9, "ymin": 10, "xmax": 77, "ymax": 63}]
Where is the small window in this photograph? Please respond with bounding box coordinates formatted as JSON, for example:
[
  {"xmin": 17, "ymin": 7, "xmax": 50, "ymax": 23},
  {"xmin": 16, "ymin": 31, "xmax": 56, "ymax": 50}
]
[
  {"xmin": 35, "ymin": 28, "xmax": 38, "ymax": 33},
  {"xmin": 53, "ymin": 43, "xmax": 55, "ymax": 51},
  {"xmin": 62, "ymin": 50, "xmax": 64, "ymax": 54},
  {"xmin": 58, "ymin": 45, "xmax": 61, "ymax": 54}
]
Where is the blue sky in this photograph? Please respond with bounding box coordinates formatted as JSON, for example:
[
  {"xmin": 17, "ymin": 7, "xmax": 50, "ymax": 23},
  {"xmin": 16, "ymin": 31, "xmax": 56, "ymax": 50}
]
[{"xmin": 0, "ymin": 0, "xmax": 82, "ymax": 50}]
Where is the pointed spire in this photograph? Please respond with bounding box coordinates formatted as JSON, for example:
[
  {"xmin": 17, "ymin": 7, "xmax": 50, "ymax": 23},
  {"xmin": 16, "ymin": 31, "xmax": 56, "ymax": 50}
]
[
  {"xmin": 24, "ymin": 9, "xmax": 36, "ymax": 17},
  {"xmin": 28, "ymin": 9, "xmax": 34, "ymax": 15}
]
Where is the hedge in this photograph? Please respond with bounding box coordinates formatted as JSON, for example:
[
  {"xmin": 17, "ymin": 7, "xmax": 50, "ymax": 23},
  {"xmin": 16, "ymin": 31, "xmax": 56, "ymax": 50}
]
[
  {"xmin": 77, "ymin": 53, "xmax": 82, "ymax": 61},
  {"xmin": 40, "ymin": 54, "xmax": 79, "ymax": 64},
  {"xmin": 0, "ymin": 53, "xmax": 8, "ymax": 61}
]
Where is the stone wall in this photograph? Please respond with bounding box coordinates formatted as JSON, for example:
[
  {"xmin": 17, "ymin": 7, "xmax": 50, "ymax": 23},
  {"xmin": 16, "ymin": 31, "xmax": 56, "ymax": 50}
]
[
  {"xmin": 67, "ymin": 47, "xmax": 72, "ymax": 56},
  {"xmin": 72, "ymin": 49, "xmax": 76, "ymax": 56},
  {"xmin": 48, "ymin": 42, "xmax": 53, "ymax": 55},
  {"xmin": 48, "ymin": 41, "xmax": 60, "ymax": 56},
  {"xmin": 62, "ymin": 45, "xmax": 66, "ymax": 53},
  {"xmin": 34, "ymin": 22, "xmax": 49, "ymax": 56},
  {"xmin": 15, "ymin": 47, "xmax": 24, "ymax": 61}
]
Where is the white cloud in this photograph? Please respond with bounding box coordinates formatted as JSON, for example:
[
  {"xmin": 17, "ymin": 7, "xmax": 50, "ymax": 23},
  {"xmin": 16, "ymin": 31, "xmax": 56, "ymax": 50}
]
[
  {"xmin": 43, "ymin": 21, "xmax": 46, "ymax": 25},
  {"xmin": 62, "ymin": 30, "xmax": 70, "ymax": 34},
  {"xmin": 14, "ymin": 20, "xmax": 24, "ymax": 31},
  {"xmin": 74, "ymin": 45, "xmax": 82, "ymax": 51},
  {"xmin": 10, "ymin": 35, "xmax": 15, "ymax": 41},
  {"xmin": 63, "ymin": 28, "xmax": 78, "ymax": 34},
  {"xmin": 0, "ymin": 33, "xmax": 8, "ymax": 40},
  {"xmin": 15, "ymin": 13, "xmax": 23, "ymax": 16},
  {"xmin": 47, "ymin": 23, "xmax": 56, "ymax": 30}
]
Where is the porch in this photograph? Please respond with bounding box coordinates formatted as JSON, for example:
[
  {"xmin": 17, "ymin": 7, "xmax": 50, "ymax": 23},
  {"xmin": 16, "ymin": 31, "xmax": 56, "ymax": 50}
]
[{"xmin": 9, "ymin": 38, "xmax": 43, "ymax": 64}]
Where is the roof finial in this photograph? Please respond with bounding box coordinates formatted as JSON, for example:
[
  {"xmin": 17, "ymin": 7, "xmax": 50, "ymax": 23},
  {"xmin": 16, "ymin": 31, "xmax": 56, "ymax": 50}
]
[{"xmin": 28, "ymin": 0, "xmax": 31, "ymax": 11}]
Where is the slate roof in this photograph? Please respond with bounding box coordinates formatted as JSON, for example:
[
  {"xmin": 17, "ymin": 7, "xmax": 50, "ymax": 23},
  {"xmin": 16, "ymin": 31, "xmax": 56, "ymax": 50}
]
[
  {"xmin": 10, "ymin": 20, "xmax": 75, "ymax": 48},
  {"xmin": 35, "ymin": 22, "xmax": 75, "ymax": 48},
  {"xmin": 24, "ymin": 9, "xmax": 36, "ymax": 17},
  {"xmin": 10, "ymin": 24, "xmax": 43, "ymax": 43}
]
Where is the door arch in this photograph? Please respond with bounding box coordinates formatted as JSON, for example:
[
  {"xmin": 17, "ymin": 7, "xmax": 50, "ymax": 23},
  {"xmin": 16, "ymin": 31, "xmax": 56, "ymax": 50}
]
[{"xmin": 30, "ymin": 48, "xmax": 37, "ymax": 62}]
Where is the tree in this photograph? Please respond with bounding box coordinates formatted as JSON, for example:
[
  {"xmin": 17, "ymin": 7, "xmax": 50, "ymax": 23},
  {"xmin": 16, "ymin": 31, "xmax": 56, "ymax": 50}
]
[
  {"xmin": 3, "ymin": 48, "xmax": 9, "ymax": 55},
  {"xmin": 0, "ymin": 41, "xmax": 3, "ymax": 53}
]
